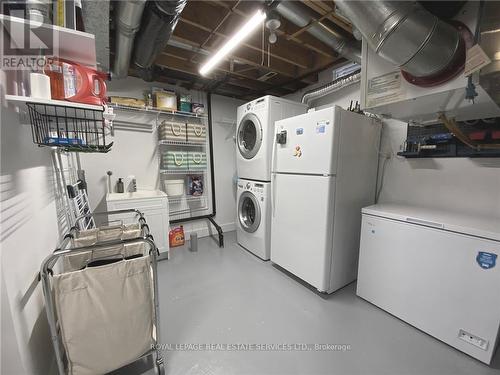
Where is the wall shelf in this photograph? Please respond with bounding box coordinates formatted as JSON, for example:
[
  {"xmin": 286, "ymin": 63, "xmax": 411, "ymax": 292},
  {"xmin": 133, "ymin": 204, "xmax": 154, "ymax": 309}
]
[
  {"xmin": 5, "ymin": 95, "xmax": 103, "ymax": 111},
  {"xmin": 0, "ymin": 15, "xmax": 97, "ymax": 68},
  {"xmin": 158, "ymin": 140, "xmax": 205, "ymax": 147},
  {"xmin": 110, "ymin": 103, "xmax": 208, "ymax": 119},
  {"xmin": 26, "ymin": 101, "xmax": 112, "ymax": 153},
  {"xmin": 398, "ymin": 118, "xmax": 500, "ymax": 159},
  {"xmin": 167, "ymin": 195, "xmax": 207, "ymax": 205},
  {"xmin": 160, "ymin": 169, "xmax": 206, "ymax": 175}
]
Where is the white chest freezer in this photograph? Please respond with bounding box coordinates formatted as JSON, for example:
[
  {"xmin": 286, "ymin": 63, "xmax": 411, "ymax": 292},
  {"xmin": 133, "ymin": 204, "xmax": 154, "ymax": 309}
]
[{"xmin": 357, "ymin": 204, "xmax": 500, "ymax": 364}]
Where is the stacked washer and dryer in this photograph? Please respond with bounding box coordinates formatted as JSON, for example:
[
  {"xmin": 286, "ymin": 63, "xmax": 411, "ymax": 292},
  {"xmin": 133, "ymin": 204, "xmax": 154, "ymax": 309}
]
[{"xmin": 235, "ymin": 96, "xmax": 307, "ymax": 260}]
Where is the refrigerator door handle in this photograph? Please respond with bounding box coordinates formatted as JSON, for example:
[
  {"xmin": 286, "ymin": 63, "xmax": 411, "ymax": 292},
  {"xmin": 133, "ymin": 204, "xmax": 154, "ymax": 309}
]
[
  {"xmin": 271, "ymin": 172, "xmax": 276, "ymax": 217},
  {"xmin": 271, "ymin": 129, "xmax": 278, "ymax": 218}
]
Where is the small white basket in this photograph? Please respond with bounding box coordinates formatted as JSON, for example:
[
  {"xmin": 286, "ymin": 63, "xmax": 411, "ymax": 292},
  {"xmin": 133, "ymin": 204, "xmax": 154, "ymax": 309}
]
[{"xmin": 164, "ymin": 179, "xmax": 185, "ymax": 197}]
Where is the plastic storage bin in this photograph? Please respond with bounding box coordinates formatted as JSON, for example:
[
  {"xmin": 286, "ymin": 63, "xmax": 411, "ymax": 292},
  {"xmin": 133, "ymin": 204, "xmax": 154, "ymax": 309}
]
[
  {"xmin": 159, "ymin": 121, "xmax": 186, "ymax": 142},
  {"xmin": 186, "ymin": 123, "xmax": 206, "ymax": 144},
  {"xmin": 188, "ymin": 151, "xmax": 207, "ymax": 171},
  {"xmin": 162, "ymin": 151, "xmax": 188, "ymax": 170}
]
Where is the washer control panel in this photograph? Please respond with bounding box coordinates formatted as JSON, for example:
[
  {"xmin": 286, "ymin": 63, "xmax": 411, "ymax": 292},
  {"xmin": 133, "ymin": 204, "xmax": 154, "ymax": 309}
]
[{"xmin": 238, "ymin": 180, "xmax": 265, "ymax": 197}]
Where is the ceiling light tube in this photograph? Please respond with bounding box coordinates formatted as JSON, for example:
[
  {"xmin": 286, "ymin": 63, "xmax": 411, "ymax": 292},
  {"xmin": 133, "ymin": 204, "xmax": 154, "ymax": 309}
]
[{"xmin": 199, "ymin": 9, "xmax": 267, "ymax": 76}]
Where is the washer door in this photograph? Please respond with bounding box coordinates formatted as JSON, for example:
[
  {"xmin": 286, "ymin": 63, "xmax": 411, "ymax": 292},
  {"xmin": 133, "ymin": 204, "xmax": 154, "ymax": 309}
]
[
  {"xmin": 237, "ymin": 113, "xmax": 263, "ymax": 160},
  {"xmin": 238, "ymin": 191, "xmax": 261, "ymax": 233}
]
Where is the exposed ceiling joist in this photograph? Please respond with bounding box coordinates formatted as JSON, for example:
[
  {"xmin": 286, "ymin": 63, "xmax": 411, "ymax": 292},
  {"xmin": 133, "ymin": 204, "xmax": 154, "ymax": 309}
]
[
  {"xmin": 301, "ymin": 0, "xmax": 353, "ymax": 33},
  {"xmin": 116, "ymin": 0, "xmax": 355, "ymax": 100},
  {"xmin": 207, "ymin": 0, "xmax": 338, "ymax": 59}
]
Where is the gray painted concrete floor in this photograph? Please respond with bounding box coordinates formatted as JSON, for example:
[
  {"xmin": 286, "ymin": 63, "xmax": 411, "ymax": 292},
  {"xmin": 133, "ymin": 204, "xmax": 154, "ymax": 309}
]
[{"xmin": 116, "ymin": 231, "xmax": 500, "ymax": 375}]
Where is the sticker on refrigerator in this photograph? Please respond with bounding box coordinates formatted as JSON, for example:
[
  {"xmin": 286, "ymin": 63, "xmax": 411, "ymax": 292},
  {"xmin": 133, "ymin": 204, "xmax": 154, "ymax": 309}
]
[
  {"xmin": 296, "ymin": 128, "xmax": 304, "ymax": 135},
  {"xmin": 316, "ymin": 120, "xmax": 329, "ymax": 134},
  {"xmin": 294, "ymin": 145, "xmax": 302, "ymax": 157},
  {"xmin": 476, "ymin": 251, "xmax": 497, "ymax": 270}
]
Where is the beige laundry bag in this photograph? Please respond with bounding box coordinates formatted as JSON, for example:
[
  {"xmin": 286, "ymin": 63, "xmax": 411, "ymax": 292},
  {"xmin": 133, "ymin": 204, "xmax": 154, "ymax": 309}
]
[{"xmin": 53, "ymin": 256, "xmax": 154, "ymax": 375}]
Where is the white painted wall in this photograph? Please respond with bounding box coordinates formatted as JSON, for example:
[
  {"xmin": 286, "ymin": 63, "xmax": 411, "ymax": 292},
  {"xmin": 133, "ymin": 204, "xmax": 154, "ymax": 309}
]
[
  {"xmin": 79, "ymin": 77, "xmax": 243, "ymax": 239},
  {"xmin": 1, "ymin": 107, "xmax": 60, "ymax": 374},
  {"xmin": 287, "ymin": 68, "xmax": 500, "ymax": 219}
]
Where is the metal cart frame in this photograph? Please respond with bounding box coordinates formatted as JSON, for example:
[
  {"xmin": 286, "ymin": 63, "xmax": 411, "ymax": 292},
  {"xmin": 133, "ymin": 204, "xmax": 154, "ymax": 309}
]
[{"xmin": 40, "ymin": 209, "xmax": 164, "ymax": 375}]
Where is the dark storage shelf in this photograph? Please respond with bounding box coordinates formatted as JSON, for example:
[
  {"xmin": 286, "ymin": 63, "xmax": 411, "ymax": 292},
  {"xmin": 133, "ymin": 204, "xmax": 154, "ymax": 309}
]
[
  {"xmin": 27, "ymin": 102, "xmax": 113, "ymax": 153},
  {"xmin": 398, "ymin": 118, "xmax": 500, "ymax": 158}
]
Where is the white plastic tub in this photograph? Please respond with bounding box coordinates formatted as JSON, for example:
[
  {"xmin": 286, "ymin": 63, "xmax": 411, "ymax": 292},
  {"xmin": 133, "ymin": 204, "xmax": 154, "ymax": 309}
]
[{"xmin": 164, "ymin": 179, "xmax": 184, "ymax": 197}]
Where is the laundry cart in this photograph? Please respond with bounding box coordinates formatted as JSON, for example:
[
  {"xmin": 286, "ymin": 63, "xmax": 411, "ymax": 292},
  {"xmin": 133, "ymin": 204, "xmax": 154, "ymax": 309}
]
[{"xmin": 40, "ymin": 210, "xmax": 164, "ymax": 375}]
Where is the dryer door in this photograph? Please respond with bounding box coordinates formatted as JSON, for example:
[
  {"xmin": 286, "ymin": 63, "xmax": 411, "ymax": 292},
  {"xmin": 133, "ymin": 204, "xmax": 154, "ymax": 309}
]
[
  {"xmin": 237, "ymin": 113, "xmax": 263, "ymax": 160},
  {"xmin": 238, "ymin": 191, "xmax": 261, "ymax": 233}
]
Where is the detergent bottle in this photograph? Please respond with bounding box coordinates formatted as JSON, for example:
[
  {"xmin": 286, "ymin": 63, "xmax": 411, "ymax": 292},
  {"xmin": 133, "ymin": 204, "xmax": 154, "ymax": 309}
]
[{"xmin": 44, "ymin": 58, "xmax": 109, "ymax": 106}]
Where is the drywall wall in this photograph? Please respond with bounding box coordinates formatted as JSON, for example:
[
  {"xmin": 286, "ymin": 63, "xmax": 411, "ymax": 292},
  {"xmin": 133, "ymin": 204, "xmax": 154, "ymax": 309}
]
[
  {"xmin": 1, "ymin": 107, "xmax": 60, "ymax": 374},
  {"xmin": 287, "ymin": 68, "xmax": 500, "ymax": 219},
  {"xmin": 80, "ymin": 77, "xmax": 242, "ymax": 238}
]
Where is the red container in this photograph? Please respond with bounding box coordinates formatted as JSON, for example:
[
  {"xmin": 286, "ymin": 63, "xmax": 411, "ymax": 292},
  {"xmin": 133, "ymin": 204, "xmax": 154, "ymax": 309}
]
[
  {"xmin": 492, "ymin": 130, "xmax": 500, "ymax": 140},
  {"xmin": 169, "ymin": 226, "xmax": 185, "ymax": 248},
  {"xmin": 44, "ymin": 58, "xmax": 109, "ymax": 106},
  {"xmin": 468, "ymin": 131, "xmax": 487, "ymax": 141}
]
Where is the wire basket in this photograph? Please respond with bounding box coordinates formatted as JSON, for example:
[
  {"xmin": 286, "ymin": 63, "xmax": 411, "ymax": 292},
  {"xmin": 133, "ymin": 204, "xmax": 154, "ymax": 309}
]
[{"xmin": 27, "ymin": 102, "xmax": 113, "ymax": 153}]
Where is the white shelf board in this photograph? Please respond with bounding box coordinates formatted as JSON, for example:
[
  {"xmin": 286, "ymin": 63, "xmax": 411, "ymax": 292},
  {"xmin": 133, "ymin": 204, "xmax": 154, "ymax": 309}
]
[
  {"xmin": 158, "ymin": 140, "xmax": 206, "ymax": 147},
  {"xmin": 160, "ymin": 169, "xmax": 207, "ymax": 175},
  {"xmin": 0, "ymin": 15, "xmax": 97, "ymax": 68},
  {"xmin": 5, "ymin": 95, "xmax": 103, "ymax": 111},
  {"xmin": 167, "ymin": 195, "xmax": 207, "ymax": 204},
  {"xmin": 110, "ymin": 103, "xmax": 208, "ymax": 119}
]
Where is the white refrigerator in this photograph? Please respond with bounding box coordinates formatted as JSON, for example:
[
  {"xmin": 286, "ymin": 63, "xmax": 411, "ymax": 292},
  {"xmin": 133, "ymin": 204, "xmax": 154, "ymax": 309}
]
[{"xmin": 271, "ymin": 106, "xmax": 381, "ymax": 293}]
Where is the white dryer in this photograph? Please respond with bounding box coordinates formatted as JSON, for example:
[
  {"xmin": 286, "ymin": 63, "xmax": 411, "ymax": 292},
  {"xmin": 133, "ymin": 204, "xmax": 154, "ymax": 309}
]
[
  {"xmin": 236, "ymin": 95, "xmax": 307, "ymax": 182},
  {"xmin": 236, "ymin": 178, "xmax": 271, "ymax": 260}
]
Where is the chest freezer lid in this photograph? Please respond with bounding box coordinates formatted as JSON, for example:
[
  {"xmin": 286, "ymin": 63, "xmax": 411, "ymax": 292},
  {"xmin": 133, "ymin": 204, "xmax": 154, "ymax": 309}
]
[{"xmin": 362, "ymin": 204, "xmax": 500, "ymax": 242}]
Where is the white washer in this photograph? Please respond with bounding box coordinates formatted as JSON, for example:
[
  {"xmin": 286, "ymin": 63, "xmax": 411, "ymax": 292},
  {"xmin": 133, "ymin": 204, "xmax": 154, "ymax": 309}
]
[
  {"xmin": 236, "ymin": 95, "xmax": 307, "ymax": 182},
  {"xmin": 236, "ymin": 178, "xmax": 271, "ymax": 260}
]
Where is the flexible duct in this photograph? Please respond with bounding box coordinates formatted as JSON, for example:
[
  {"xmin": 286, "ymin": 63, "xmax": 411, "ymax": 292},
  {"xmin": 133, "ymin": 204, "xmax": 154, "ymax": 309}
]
[
  {"xmin": 335, "ymin": 0, "xmax": 463, "ymax": 78},
  {"xmin": 133, "ymin": 0, "xmax": 187, "ymax": 80},
  {"xmin": 113, "ymin": 0, "xmax": 147, "ymax": 78},
  {"xmin": 274, "ymin": 1, "xmax": 361, "ymax": 63},
  {"xmin": 301, "ymin": 71, "xmax": 361, "ymax": 105}
]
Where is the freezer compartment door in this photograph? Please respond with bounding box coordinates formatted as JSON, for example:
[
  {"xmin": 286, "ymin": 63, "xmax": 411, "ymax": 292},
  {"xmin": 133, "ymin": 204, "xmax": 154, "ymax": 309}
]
[
  {"xmin": 271, "ymin": 173, "xmax": 335, "ymax": 291},
  {"xmin": 357, "ymin": 214, "xmax": 500, "ymax": 364},
  {"xmin": 274, "ymin": 108, "xmax": 339, "ymax": 175}
]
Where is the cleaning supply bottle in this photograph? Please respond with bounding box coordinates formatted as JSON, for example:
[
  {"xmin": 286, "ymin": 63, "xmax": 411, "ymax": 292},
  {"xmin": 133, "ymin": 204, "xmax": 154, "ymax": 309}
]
[
  {"xmin": 44, "ymin": 58, "xmax": 109, "ymax": 105},
  {"xmin": 116, "ymin": 178, "xmax": 124, "ymax": 193}
]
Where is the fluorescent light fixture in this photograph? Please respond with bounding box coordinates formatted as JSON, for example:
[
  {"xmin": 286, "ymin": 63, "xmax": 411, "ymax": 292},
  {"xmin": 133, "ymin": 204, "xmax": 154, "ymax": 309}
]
[{"xmin": 199, "ymin": 9, "xmax": 266, "ymax": 76}]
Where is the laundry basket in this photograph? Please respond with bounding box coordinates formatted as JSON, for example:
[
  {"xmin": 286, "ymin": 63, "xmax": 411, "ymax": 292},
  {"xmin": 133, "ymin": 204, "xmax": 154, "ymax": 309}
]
[
  {"xmin": 40, "ymin": 210, "xmax": 164, "ymax": 375},
  {"xmin": 54, "ymin": 249, "xmax": 153, "ymax": 375}
]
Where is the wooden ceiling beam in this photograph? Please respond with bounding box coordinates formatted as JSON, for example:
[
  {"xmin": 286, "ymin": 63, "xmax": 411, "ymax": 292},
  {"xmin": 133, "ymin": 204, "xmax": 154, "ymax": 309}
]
[
  {"xmin": 171, "ymin": 24, "xmax": 318, "ymax": 84},
  {"xmin": 285, "ymin": 10, "xmax": 335, "ymax": 40},
  {"xmin": 155, "ymin": 54, "xmax": 292, "ymax": 96},
  {"xmin": 207, "ymin": 0, "xmax": 337, "ymax": 59},
  {"xmin": 169, "ymin": 40, "xmax": 318, "ymax": 91},
  {"xmin": 301, "ymin": 0, "xmax": 353, "ymax": 33},
  {"xmin": 178, "ymin": 17, "xmax": 312, "ymax": 71}
]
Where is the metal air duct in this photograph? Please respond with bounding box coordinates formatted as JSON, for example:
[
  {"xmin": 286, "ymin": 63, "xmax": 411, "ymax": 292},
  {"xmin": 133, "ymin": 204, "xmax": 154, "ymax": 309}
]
[
  {"xmin": 335, "ymin": 0, "xmax": 467, "ymax": 82},
  {"xmin": 274, "ymin": 1, "xmax": 361, "ymax": 63},
  {"xmin": 133, "ymin": 0, "xmax": 187, "ymax": 81},
  {"xmin": 301, "ymin": 71, "xmax": 361, "ymax": 105},
  {"xmin": 113, "ymin": 0, "xmax": 147, "ymax": 78}
]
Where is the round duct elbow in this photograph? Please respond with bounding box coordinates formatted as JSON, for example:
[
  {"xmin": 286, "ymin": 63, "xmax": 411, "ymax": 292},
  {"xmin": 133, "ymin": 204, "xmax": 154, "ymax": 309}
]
[{"xmin": 336, "ymin": 0, "xmax": 469, "ymax": 86}]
